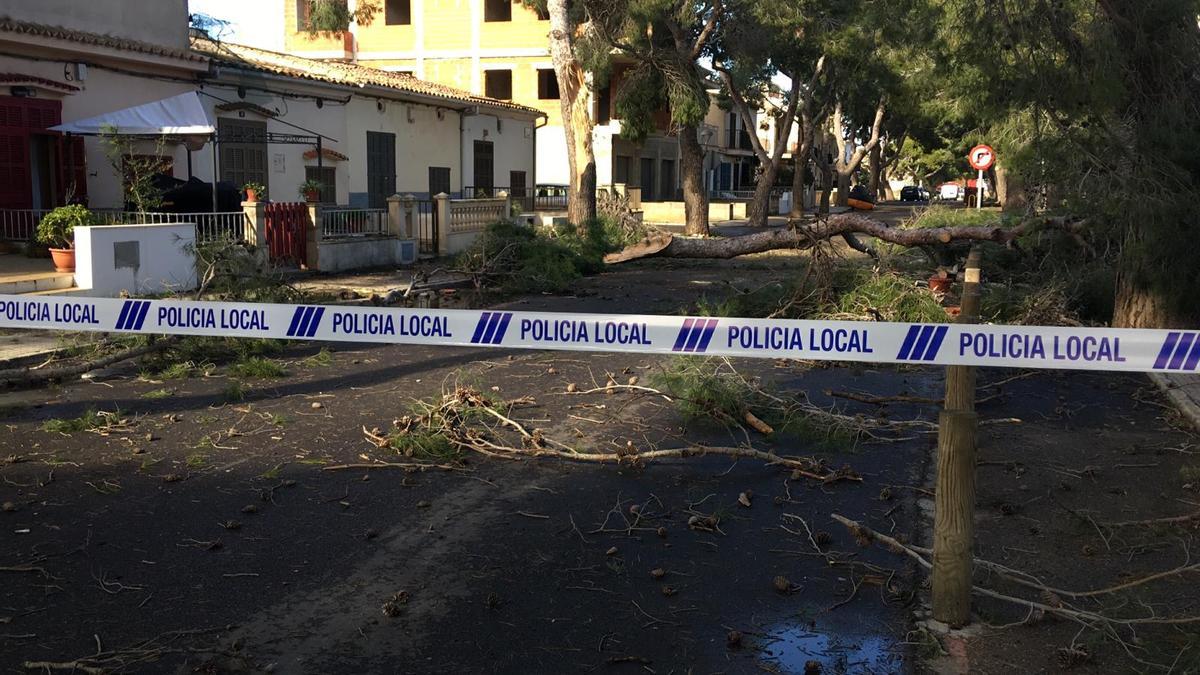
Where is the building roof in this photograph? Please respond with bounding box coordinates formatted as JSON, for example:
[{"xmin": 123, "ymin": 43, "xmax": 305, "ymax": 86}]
[
  {"xmin": 0, "ymin": 72, "xmax": 80, "ymax": 92},
  {"xmin": 191, "ymin": 35, "xmax": 544, "ymax": 118},
  {"xmin": 0, "ymin": 16, "xmax": 207, "ymax": 64}
]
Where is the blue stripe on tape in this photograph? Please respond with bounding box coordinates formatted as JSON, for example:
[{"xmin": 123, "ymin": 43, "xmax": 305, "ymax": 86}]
[
  {"xmin": 286, "ymin": 308, "xmax": 305, "ymax": 337},
  {"xmin": 131, "ymin": 301, "xmax": 151, "ymax": 330},
  {"xmin": 1184, "ymin": 338, "xmax": 1200, "ymax": 372},
  {"xmin": 306, "ymin": 307, "xmax": 325, "ymax": 337},
  {"xmin": 1168, "ymin": 333, "xmax": 1196, "ymax": 370},
  {"xmin": 491, "ymin": 312, "xmax": 512, "ymax": 344},
  {"xmin": 1155, "ymin": 332, "xmax": 1180, "ymax": 369},
  {"xmin": 908, "ymin": 326, "xmax": 935, "ymax": 362},
  {"xmin": 672, "ymin": 319, "xmax": 695, "ymax": 352},
  {"xmin": 695, "ymin": 319, "xmax": 718, "ymax": 353},
  {"xmin": 292, "ymin": 307, "xmax": 311, "ymax": 338},
  {"xmin": 470, "ymin": 312, "xmax": 492, "ymax": 343},
  {"xmin": 115, "ymin": 301, "xmax": 133, "ymax": 330},
  {"xmin": 896, "ymin": 326, "xmax": 921, "ymax": 360},
  {"xmin": 922, "ymin": 325, "xmax": 949, "ymax": 361},
  {"xmin": 682, "ymin": 320, "xmax": 705, "ymax": 352},
  {"xmin": 479, "ymin": 311, "xmax": 503, "ymax": 344}
]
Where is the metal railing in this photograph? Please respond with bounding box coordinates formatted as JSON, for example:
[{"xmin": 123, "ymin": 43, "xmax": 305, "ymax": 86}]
[
  {"xmin": 462, "ymin": 185, "xmax": 569, "ymax": 212},
  {"xmin": 413, "ymin": 199, "xmax": 438, "ymax": 256},
  {"xmin": 0, "ymin": 209, "xmax": 248, "ymax": 243},
  {"xmin": 726, "ymin": 128, "xmax": 755, "ymax": 151},
  {"xmin": 320, "ymin": 207, "xmax": 388, "ymax": 238}
]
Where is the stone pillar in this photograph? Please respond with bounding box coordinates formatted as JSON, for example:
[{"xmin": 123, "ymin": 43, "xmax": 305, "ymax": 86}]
[
  {"xmin": 434, "ymin": 192, "xmax": 450, "ymax": 257},
  {"xmin": 387, "ymin": 193, "xmax": 406, "ymax": 238},
  {"xmin": 305, "ymin": 202, "xmax": 322, "ymax": 271},
  {"xmin": 241, "ymin": 201, "xmax": 266, "ymax": 247},
  {"xmin": 497, "ymin": 190, "xmax": 510, "ymax": 221},
  {"xmin": 405, "ymin": 194, "xmax": 418, "ymax": 239}
]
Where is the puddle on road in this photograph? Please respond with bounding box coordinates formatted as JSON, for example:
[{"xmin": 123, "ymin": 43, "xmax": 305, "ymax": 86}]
[{"xmin": 757, "ymin": 621, "xmax": 903, "ymax": 674}]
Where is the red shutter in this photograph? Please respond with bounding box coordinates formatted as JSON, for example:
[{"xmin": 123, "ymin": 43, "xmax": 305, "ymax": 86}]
[{"xmin": 0, "ymin": 99, "xmax": 31, "ymax": 209}]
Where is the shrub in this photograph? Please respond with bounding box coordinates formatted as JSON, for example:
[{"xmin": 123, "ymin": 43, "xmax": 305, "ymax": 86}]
[
  {"xmin": 456, "ymin": 217, "xmax": 634, "ymax": 294},
  {"xmin": 37, "ymin": 205, "xmax": 94, "ymax": 249}
]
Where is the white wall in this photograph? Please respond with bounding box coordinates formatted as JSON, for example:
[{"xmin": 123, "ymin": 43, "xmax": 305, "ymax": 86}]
[
  {"xmin": 345, "ymin": 97, "xmax": 461, "ymax": 203},
  {"xmin": 462, "ymin": 113, "xmax": 535, "ymax": 193},
  {"xmin": 536, "ymin": 124, "xmax": 569, "ymax": 185},
  {"xmin": 74, "ymin": 223, "xmax": 197, "ymax": 297}
]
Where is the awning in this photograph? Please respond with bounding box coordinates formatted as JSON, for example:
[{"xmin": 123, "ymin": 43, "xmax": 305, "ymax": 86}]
[{"xmin": 50, "ymin": 92, "xmax": 215, "ymax": 135}]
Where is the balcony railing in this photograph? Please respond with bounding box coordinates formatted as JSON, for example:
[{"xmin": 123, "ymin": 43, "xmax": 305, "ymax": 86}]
[
  {"xmin": 320, "ymin": 207, "xmax": 388, "ymax": 238},
  {"xmin": 462, "ymin": 185, "xmax": 569, "ymax": 212},
  {"xmin": 0, "ymin": 209, "xmax": 249, "ymax": 243},
  {"xmin": 726, "ymin": 129, "xmax": 755, "ymax": 151}
]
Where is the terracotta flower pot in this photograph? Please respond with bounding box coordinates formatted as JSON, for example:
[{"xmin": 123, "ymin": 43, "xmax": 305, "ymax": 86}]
[
  {"xmin": 304, "ymin": 189, "xmax": 320, "ymax": 203},
  {"xmin": 245, "ymin": 189, "xmax": 260, "ymax": 203},
  {"xmin": 928, "ymin": 276, "xmax": 952, "ymax": 294},
  {"xmin": 49, "ymin": 247, "xmax": 75, "ymax": 273}
]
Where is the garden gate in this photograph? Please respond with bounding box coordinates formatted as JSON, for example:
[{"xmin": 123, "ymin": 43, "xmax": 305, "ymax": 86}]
[{"xmin": 264, "ymin": 202, "xmax": 307, "ymax": 265}]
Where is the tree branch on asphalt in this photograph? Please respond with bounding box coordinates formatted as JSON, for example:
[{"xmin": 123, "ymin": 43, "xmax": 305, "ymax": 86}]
[{"xmin": 603, "ymin": 213, "xmax": 1086, "ymax": 263}]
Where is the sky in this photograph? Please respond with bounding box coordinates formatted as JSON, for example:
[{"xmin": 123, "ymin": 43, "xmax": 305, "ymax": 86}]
[{"xmin": 187, "ymin": 0, "xmax": 284, "ymax": 51}]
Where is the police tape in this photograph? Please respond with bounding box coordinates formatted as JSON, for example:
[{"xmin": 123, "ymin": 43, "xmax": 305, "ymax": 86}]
[{"xmin": 1, "ymin": 294, "xmax": 1197, "ymax": 374}]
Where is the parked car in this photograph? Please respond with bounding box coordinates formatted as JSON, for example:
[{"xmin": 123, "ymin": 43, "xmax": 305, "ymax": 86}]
[
  {"xmin": 900, "ymin": 186, "xmax": 930, "ymax": 202},
  {"xmin": 937, "ymin": 183, "xmax": 962, "ymax": 201}
]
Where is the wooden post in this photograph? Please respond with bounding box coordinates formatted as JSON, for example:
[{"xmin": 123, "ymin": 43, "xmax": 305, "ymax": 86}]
[{"xmin": 932, "ymin": 245, "xmax": 982, "ymax": 627}]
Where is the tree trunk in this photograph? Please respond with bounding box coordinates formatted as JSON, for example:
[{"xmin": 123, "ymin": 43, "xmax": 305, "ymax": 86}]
[
  {"xmin": 789, "ymin": 129, "xmax": 810, "ymax": 219},
  {"xmin": 748, "ymin": 162, "xmax": 778, "ymax": 227},
  {"xmin": 836, "ymin": 170, "xmax": 851, "ymax": 206},
  {"xmin": 995, "ymin": 164, "xmax": 1027, "ymax": 214},
  {"xmin": 604, "ymin": 212, "xmax": 1062, "ymax": 263},
  {"xmin": 548, "ymin": 0, "xmax": 596, "ymax": 226},
  {"xmin": 678, "ymin": 122, "xmax": 709, "ymax": 236},
  {"xmin": 1113, "ymin": 244, "xmax": 1198, "ymax": 328},
  {"xmin": 819, "ymin": 157, "xmax": 833, "ymax": 214},
  {"xmin": 868, "ymin": 142, "xmax": 883, "ymax": 200}
]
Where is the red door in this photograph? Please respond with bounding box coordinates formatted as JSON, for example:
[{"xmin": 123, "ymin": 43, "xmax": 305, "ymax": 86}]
[{"xmin": 264, "ymin": 202, "xmax": 308, "ymax": 266}]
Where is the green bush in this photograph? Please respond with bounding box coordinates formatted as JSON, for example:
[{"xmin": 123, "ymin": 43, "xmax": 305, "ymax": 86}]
[
  {"xmin": 37, "ymin": 205, "xmax": 94, "ymax": 248},
  {"xmin": 456, "ymin": 217, "xmax": 632, "ymax": 294}
]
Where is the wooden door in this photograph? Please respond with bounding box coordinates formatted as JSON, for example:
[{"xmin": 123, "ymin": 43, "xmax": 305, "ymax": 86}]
[
  {"xmin": 473, "ymin": 141, "xmax": 494, "ymax": 192},
  {"xmin": 366, "ymin": 131, "xmax": 396, "ymax": 208}
]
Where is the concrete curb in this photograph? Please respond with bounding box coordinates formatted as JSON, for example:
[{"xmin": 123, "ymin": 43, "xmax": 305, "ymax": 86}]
[{"xmin": 1149, "ymin": 372, "xmax": 1200, "ymax": 433}]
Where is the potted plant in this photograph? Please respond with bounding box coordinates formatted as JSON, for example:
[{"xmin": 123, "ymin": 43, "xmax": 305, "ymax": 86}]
[
  {"xmin": 299, "ymin": 179, "xmax": 324, "ymax": 203},
  {"xmin": 243, "ymin": 182, "xmax": 266, "ymax": 203},
  {"xmin": 36, "ymin": 205, "xmax": 93, "ymax": 272}
]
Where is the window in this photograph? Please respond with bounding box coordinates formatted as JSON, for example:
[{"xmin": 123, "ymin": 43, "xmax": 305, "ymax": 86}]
[
  {"xmin": 473, "ymin": 141, "xmax": 494, "ymax": 191},
  {"xmin": 484, "ymin": 0, "xmax": 512, "ymax": 22},
  {"xmin": 509, "ymin": 171, "xmax": 527, "ymax": 197},
  {"xmin": 305, "ymin": 166, "xmax": 336, "ymax": 203},
  {"xmin": 597, "ymin": 85, "xmax": 612, "ymax": 124},
  {"xmin": 537, "ymin": 69, "xmax": 560, "ymax": 100},
  {"xmin": 385, "ymin": 0, "xmax": 411, "ymax": 25},
  {"xmin": 614, "ymin": 155, "xmax": 631, "ymax": 184},
  {"xmin": 218, "ymin": 118, "xmax": 267, "ymax": 194},
  {"xmin": 484, "ymin": 70, "xmax": 512, "ymax": 100},
  {"xmin": 428, "ymin": 166, "xmax": 450, "ymax": 197},
  {"xmin": 295, "ymin": 0, "xmax": 309, "ymax": 30}
]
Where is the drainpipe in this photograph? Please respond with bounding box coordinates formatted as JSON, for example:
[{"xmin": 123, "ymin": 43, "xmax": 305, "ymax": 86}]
[{"xmin": 459, "ymin": 109, "xmax": 466, "ymax": 197}]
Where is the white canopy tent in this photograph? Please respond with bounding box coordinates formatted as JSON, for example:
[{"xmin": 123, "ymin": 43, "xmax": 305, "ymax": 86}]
[
  {"xmin": 50, "ymin": 91, "xmax": 215, "ymax": 136},
  {"xmin": 50, "ymin": 92, "xmax": 219, "ymax": 209}
]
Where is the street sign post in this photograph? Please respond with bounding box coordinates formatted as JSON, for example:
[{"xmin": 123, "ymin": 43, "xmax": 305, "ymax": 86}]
[{"xmin": 968, "ymin": 144, "xmax": 995, "ymax": 210}]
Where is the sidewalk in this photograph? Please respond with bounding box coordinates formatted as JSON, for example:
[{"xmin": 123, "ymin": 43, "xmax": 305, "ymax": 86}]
[
  {"xmin": 0, "ymin": 329, "xmax": 72, "ymax": 365},
  {"xmin": 1150, "ymin": 372, "xmax": 1200, "ymax": 432}
]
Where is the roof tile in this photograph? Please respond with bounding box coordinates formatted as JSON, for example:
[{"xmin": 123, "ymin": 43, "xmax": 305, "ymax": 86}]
[
  {"xmin": 192, "ymin": 36, "xmax": 542, "ymax": 116},
  {"xmin": 0, "ymin": 16, "xmax": 207, "ymax": 63}
]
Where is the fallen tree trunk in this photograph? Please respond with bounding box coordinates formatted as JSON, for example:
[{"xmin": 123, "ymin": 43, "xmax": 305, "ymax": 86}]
[
  {"xmin": 0, "ymin": 337, "xmax": 175, "ymax": 387},
  {"xmin": 606, "ymin": 213, "xmax": 1079, "ymax": 264}
]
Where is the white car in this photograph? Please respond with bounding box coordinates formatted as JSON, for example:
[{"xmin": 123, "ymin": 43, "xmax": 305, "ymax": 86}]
[{"xmin": 938, "ymin": 183, "xmax": 962, "ymax": 201}]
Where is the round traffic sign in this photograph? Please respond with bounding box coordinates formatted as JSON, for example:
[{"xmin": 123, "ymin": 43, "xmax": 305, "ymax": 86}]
[{"xmin": 968, "ymin": 144, "xmax": 995, "ymax": 171}]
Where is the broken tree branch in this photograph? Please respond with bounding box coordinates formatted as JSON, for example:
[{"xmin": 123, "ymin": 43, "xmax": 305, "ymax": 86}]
[{"xmin": 604, "ymin": 214, "xmax": 1083, "ymax": 264}]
